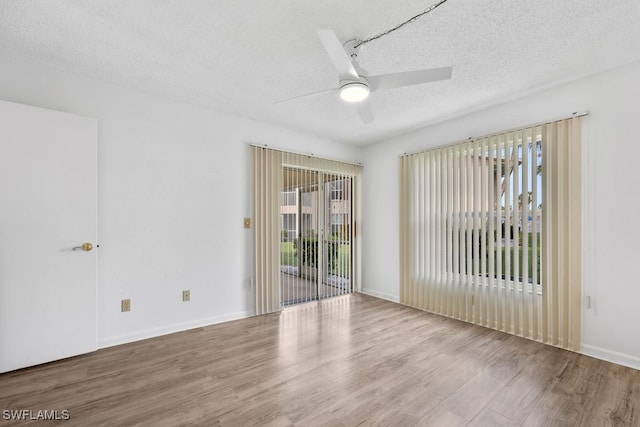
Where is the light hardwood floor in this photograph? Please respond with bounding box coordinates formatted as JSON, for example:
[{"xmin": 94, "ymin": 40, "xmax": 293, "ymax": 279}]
[
  {"xmin": 281, "ymin": 272, "xmax": 349, "ymax": 305},
  {"xmin": 1, "ymin": 294, "xmax": 638, "ymax": 426}
]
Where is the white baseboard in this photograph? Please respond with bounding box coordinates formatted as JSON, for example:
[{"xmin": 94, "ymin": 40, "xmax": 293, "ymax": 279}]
[
  {"xmin": 581, "ymin": 344, "xmax": 640, "ymax": 371},
  {"xmin": 360, "ymin": 288, "xmax": 399, "ymax": 303},
  {"xmin": 97, "ymin": 311, "xmax": 251, "ymax": 349}
]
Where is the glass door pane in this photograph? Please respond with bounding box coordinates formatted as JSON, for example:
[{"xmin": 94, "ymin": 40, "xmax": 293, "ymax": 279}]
[
  {"xmin": 280, "ymin": 167, "xmax": 319, "ymax": 306},
  {"xmin": 321, "ymin": 175, "xmax": 352, "ymax": 298}
]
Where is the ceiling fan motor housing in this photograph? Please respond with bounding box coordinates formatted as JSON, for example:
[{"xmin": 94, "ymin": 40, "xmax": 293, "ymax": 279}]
[{"xmin": 343, "ymin": 39, "xmax": 363, "ymax": 62}]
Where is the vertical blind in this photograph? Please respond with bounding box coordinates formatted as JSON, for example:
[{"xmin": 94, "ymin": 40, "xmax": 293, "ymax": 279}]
[
  {"xmin": 399, "ymin": 117, "xmax": 582, "ymax": 351},
  {"xmin": 251, "ymin": 146, "xmax": 362, "ymax": 315}
]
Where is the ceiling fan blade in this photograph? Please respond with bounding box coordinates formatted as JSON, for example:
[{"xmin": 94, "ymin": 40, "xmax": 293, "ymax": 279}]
[
  {"xmin": 354, "ymin": 99, "xmax": 374, "ymax": 123},
  {"xmin": 276, "ymin": 88, "xmax": 336, "ymax": 105},
  {"xmin": 368, "ymin": 66, "xmax": 453, "ymax": 91},
  {"xmin": 316, "ymin": 29, "xmax": 359, "ymax": 80}
]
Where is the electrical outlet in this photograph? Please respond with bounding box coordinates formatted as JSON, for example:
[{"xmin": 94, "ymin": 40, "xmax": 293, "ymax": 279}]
[
  {"xmin": 182, "ymin": 290, "xmax": 190, "ymax": 302},
  {"xmin": 244, "ymin": 218, "xmax": 251, "ymax": 229},
  {"xmin": 121, "ymin": 299, "xmax": 131, "ymax": 312}
]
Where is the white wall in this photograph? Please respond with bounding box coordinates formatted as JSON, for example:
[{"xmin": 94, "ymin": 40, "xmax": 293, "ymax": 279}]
[
  {"xmin": 0, "ymin": 56, "xmax": 361, "ymax": 348},
  {"xmin": 362, "ymin": 60, "xmax": 640, "ymax": 369}
]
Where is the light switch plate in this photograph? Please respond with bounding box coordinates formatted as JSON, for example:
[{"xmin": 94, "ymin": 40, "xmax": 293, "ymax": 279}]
[{"xmin": 244, "ymin": 218, "xmax": 251, "ymax": 228}]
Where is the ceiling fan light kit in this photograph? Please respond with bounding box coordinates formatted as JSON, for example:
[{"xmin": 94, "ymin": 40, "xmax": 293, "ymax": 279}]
[
  {"xmin": 339, "ymin": 81, "xmax": 370, "ymax": 102},
  {"xmin": 279, "ymin": 1, "xmax": 453, "ymax": 122}
]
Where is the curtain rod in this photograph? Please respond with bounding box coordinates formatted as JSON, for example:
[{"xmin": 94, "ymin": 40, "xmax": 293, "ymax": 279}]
[
  {"xmin": 249, "ymin": 143, "xmax": 363, "ymax": 167},
  {"xmin": 401, "ymin": 111, "xmax": 589, "ymax": 158}
]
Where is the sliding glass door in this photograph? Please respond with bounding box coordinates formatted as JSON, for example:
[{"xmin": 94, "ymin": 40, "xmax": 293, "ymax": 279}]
[{"xmin": 280, "ymin": 168, "xmax": 353, "ymax": 306}]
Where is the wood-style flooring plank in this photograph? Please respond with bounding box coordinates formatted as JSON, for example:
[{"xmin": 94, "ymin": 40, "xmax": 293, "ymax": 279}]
[{"xmin": 1, "ymin": 293, "xmax": 638, "ymax": 426}]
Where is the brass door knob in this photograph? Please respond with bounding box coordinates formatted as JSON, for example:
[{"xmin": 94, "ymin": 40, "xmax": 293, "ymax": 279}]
[{"xmin": 73, "ymin": 243, "xmax": 93, "ymax": 251}]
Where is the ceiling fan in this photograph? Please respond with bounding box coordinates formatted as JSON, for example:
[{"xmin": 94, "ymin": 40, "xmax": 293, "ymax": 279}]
[{"xmin": 279, "ymin": 29, "xmax": 453, "ymax": 123}]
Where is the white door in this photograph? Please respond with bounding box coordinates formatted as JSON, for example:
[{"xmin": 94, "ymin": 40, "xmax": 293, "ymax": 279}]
[{"xmin": 0, "ymin": 100, "xmax": 97, "ymax": 373}]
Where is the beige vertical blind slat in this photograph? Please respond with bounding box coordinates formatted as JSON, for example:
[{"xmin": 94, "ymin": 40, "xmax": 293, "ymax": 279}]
[
  {"xmin": 445, "ymin": 149, "xmax": 452, "ymax": 315},
  {"xmin": 443, "ymin": 147, "xmax": 451, "ymax": 316},
  {"xmin": 420, "ymin": 154, "xmax": 428, "ymax": 311},
  {"xmin": 353, "ymin": 172, "xmax": 363, "ymax": 295},
  {"xmin": 559, "ymin": 122, "xmax": 569, "ymax": 346},
  {"xmin": 317, "ymin": 171, "xmax": 323, "ymax": 300},
  {"xmin": 521, "ymin": 128, "xmax": 530, "ymax": 339},
  {"xmin": 463, "ymin": 143, "xmax": 470, "ymax": 320},
  {"xmin": 458, "ymin": 144, "xmax": 466, "ymax": 320},
  {"xmin": 568, "ymin": 118, "xmax": 582, "ymax": 350},
  {"xmin": 496, "ymin": 134, "xmax": 504, "ymax": 332},
  {"xmin": 474, "ymin": 140, "xmax": 481, "ymax": 323},
  {"xmin": 452, "ymin": 145, "xmax": 461, "ymax": 319},
  {"xmin": 407, "ymin": 159, "xmax": 424, "ymax": 304},
  {"xmin": 252, "ymin": 146, "xmax": 282, "ymax": 315},
  {"xmin": 464, "ymin": 141, "xmax": 472, "ymax": 321},
  {"xmin": 399, "ymin": 117, "xmax": 582, "ymax": 351},
  {"xmin": 487, "ymin": 137, "xmax": 496, "ymax": 329},
  {"xmin": 427, "ymin": 152, "xmax": 434, "ymax": 312},
  {"xmin": 531, "ymin": 126, "xmax": 540, "ymax": 342},
  {"xmin": 419, "ymin": 156, "xmax": 425, "ymax": 310},
  {"xmin": 456, "ymin": 144, "xmax": 462, "ymax": 319},
  {"xmin": 548, "ymin": 122, "xmax": 559, "ymax": 345},
  {"xmin": 513, "ymin": 130, "xmax": 521, "ymax": 336},
  {"xmin": 440, "ymin": 149, "xmax": 445, "ymax": 314},
  {"xmin": 504, "ymin": 132, "xmax": 513, "ymax": 334},
  {"xmin": 541, "ymin": 124, "xmax": 550, "ymax": 343},
  {"xmin": 403, "ymin": 157, "xmax": 410, "ymax": 306},
  {"xmin": 481, "ymin": 137, "xmax": 489, "ymax": 326},
  {"xmin": 458, "ymin": 144, "xmax": 467, "ymax": 320}
]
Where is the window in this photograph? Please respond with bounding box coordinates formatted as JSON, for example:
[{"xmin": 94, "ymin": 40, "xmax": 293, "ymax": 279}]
[
  {"xmin": 330, "ymin": 213, "xmax": 343, "ymax": 235},
  {"xmin": 281, "ymin": 191, "xmax": 296, "ymax": 206},
  {"xmin": 399, "ymin": 117, "xmax": 583, "ymax": 351},
  {"xmin": 301, "ymin": 214, "xmax": 313, "ymax": 234},
  {"xmin": 301, "ymin": 192, "xmax": 313, "ymax": 207},
  {"xmin": 445, "ymin": 139, "xmax": 542, "ymax": 288},
  {"xmin": 282, "ymin": 214, "xmax": 296, "ymax": 241},
  {"xmin": 330, "ymin": 180, "xmax": 344, "ymax": 200}
]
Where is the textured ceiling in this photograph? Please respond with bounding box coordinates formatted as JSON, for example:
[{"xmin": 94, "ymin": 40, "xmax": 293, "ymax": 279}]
[{"xmin": 1, "ymin": 0, "xmax": 640, "ymax": 145}]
